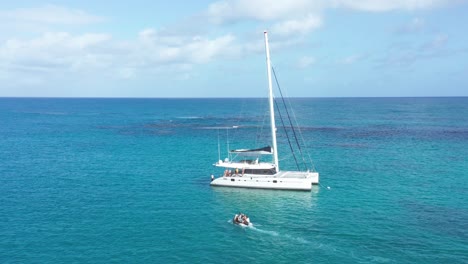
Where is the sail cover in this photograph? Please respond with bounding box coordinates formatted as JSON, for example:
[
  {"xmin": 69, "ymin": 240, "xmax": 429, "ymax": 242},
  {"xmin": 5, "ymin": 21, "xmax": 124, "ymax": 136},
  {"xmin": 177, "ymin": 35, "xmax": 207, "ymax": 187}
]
[{"xmin": 230, "ymin": 146, "xmax": 272, "ymax": 155}]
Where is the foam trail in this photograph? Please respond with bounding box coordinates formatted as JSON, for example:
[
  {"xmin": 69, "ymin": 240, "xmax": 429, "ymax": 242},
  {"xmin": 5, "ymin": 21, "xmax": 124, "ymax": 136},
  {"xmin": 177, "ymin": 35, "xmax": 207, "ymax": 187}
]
[
  {"xmin": 250, "ymin": 226, "xmax": 279, "ymax": 236},
  {"xmin": 247, "ymin": 223, "xmax": 310, "ymax": 243},
  {"xmin": 252, "ymin": 226, "xmax": 310, "ymax": 244},
  {"xmin": 228, "ymin": 219, "xmax": 309, "ymax": 243},
  {"xmin": 283, "ymin": 234, "xmax": 310, "ymax": 244}
]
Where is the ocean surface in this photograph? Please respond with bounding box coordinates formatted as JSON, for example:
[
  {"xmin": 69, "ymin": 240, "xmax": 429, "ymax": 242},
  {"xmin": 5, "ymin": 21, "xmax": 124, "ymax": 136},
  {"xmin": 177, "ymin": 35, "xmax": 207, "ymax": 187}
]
[{"xmin": 0, "ymin": 97, "xmax": 467, "ymax": 263}]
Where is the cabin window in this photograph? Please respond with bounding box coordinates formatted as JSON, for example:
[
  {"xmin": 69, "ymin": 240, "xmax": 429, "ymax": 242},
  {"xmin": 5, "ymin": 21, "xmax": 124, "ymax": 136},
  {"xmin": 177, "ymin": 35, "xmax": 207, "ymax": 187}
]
[
  {"xmin": 231, "ymin": 179, "xmax": 235, "ymax": 182},
  {"xmin": 243, "ymin": 169, "xmax": 275, "ymax": 175},
  {"xmin": 273, "ymin": 180, "xmax": 277, "ymax": 183}
]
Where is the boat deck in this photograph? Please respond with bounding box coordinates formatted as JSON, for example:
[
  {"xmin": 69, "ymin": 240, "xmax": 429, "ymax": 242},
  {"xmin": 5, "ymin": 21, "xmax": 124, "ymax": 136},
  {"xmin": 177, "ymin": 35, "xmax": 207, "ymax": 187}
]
[
  {"xmin": 222, "ymin": 170, "xmax": 319, "ymax": 184},
  {"xmin": 275, "ymin": 171, "xmax": 311, "ymax": 179}
]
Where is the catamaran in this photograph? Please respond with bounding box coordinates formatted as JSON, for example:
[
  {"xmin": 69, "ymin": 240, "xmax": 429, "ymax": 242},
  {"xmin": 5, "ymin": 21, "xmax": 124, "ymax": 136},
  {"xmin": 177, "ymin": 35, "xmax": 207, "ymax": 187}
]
[{"xmin": 210, "ymin": 31, "xmax": 319, "ymax": 191}]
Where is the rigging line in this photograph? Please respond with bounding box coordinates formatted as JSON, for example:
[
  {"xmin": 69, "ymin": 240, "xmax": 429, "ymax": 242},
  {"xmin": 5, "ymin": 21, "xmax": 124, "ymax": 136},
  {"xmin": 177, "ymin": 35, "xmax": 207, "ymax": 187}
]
[
  {"xmin": 226, "ymin": 128, "xmax": 230, "ymax": 160},
  {"xmin": 283, "ymin": 96, "xmax": 317, "ymax": 171},
  {"xmin": 286, "ymin": 97, "xmax": 317, "ymax": 171},
  {"xmin": 272, "ymin": 67, "xmax": 308, "ymax": 171},
  {"xmin": 277, "ymin": 152, "xmax": 295, "ymax": 162},
  {"xmin": 274, "ymin": 97, "xmax": 300, "ymax": 171},
  {"xmin": 217, "ymin": 129, "xmax": 221, "ymax": 162},
  {"xmin": 285, "ymin": 101, "xmax": 317, "ymax": 171}
]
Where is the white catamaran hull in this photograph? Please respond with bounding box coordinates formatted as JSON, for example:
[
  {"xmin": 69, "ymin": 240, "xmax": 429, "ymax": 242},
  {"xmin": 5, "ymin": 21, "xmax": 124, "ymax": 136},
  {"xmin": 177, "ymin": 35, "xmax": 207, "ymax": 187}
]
[
  {"xmin": 210, "ymin": 32, "xmax": 320, "ymax": 192},
  {"xmin": 210, "ymin": 171, "xmax": 319, "ymax": 191}
]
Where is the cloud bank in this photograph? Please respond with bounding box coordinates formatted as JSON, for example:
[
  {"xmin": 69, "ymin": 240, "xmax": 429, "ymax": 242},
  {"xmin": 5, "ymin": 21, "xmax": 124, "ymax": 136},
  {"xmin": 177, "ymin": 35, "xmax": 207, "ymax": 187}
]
[{"xmin": 0, "ymin": 0, "xmax": 462, "ymax": 95}]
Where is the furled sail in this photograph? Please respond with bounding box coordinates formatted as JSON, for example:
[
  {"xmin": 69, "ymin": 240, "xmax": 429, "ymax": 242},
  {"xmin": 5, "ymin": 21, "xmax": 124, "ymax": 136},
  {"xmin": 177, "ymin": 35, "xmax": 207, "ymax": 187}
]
[{"xmin": 229, "ymin": 146, "xmax": 272, "ymax": 155}]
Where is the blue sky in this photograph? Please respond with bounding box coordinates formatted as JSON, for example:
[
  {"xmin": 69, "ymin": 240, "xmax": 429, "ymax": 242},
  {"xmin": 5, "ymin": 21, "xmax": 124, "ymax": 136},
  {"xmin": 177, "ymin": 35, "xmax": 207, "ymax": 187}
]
[{"xmin": 0, "ymin": 0, "xmax": 467, "ymax": 97}]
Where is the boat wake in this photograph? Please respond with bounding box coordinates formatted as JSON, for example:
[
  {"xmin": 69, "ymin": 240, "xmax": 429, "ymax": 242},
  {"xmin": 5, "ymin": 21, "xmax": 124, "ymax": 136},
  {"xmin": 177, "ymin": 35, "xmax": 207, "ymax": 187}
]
[
  {"xmin": 253, "ymin": 226, "xmax": 310, "ymax": 244},
  {"xmin": 249, "ymin": 226, "xmax": 279, "ymax": 236},
  {"xmin": 228, "ymin": 220, "xmax": 309, "ymax": 244}
]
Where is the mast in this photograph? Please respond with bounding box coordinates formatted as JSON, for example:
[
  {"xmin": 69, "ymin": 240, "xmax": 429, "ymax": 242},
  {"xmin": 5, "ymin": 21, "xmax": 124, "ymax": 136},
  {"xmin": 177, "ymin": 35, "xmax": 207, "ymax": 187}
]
[{"xmin": 264, "ymin": 31, "xmax": 279, "ymax": 172}]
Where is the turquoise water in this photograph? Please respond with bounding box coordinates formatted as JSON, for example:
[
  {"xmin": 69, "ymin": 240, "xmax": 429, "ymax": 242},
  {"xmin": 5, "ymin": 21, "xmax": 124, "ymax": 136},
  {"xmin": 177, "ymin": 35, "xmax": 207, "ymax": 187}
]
[{"xmin": 0, "ymin": 97, "xmax": 467, "ymax": 263}]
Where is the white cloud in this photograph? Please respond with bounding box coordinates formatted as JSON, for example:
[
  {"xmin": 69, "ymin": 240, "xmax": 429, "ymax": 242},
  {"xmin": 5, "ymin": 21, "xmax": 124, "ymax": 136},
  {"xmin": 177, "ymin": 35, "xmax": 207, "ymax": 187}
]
[
  {"xmin": 0, "ymin": 28, "xmax": 240, "ymax": 83},
  {"xmin": 0, "ymin": 32, "xmax": 111, "ymax": 68},
  {"xmin": 207, "ymin": 0, "xmax": 323, "ymax": 23},
  {"xmin": 133, "ymin": 29, "xmax": 239, "ymax": 65},
  {"xmin": 138, "ymin": 28, "xmax": 157, "ymax": 42},
  {"xmin": 0, "ymin": 5, "xmax": 104, "ymax": 25},
  {"xmin": 186, "ymin": 35, "xmax": 237, "ymax": 63},
  {"xmin": 202, "ymin": 0, "xmax": 454, "ymax": 46},
  {"xmin": 272, "ymin": 14, "xmax": 322, "ymax": 36},
  {"xmin": 206, "ymin": 0, "xmax": 452, "ymax": 25},
  {"xmin": 0, "ymin": 1, "xmax": 463, "ymax": 95},
  {"xmin": 0, "ymin": 31, "xmax": 114, "ymax": 89},
  {"xmin": 340, "ymin": 54, "xmax": 367, "ymax": 64},
  {"xmin": 377, "ymin": 34, "xmax": 455, "ymax": 67},
  {"xmin": 331, "ymin": 0, "xmax": 453, "ymax": 12}
]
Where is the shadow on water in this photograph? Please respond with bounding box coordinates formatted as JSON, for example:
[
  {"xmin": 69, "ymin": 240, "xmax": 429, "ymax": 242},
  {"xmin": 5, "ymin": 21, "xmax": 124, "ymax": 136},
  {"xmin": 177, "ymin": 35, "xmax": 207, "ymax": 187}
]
[{"xmin": 211, "ymin": 186, "xmax": 320, "ymax": 209}]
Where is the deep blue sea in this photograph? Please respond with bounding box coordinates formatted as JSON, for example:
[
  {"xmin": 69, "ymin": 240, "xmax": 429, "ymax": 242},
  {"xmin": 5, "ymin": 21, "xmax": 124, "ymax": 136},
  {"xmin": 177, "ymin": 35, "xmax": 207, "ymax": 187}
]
[{"xmin": 1, "ymin": 97, "xmax": 467, "ymax": 263}]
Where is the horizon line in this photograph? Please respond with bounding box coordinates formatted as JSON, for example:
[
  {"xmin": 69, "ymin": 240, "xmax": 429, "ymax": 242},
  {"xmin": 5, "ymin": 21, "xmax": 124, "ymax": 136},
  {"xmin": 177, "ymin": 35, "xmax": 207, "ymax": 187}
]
[{"xmin": 1, "ymin": 95, "xmax": 467, "ymax": 99}]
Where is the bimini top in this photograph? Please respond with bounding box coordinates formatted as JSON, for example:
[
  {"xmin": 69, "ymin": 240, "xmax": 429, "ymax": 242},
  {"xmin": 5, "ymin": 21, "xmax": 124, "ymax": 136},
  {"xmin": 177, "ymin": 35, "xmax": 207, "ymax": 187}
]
[{"xmin": 229, "ymin": 146, "xmax": 272, "ymax": 155}]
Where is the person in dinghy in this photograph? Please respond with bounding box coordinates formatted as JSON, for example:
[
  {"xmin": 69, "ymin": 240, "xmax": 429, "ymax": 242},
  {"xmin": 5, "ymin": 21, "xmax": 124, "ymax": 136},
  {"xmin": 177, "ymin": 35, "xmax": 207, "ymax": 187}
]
[{"xmin": 233, "ymin": 213, "xmax": 251, "ymax": 226}]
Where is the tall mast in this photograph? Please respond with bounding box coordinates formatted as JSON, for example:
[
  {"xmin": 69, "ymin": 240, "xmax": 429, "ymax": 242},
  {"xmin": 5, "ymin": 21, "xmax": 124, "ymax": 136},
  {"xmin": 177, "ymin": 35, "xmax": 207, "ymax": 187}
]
[{"xmin": 264, "ymin": 31, "xmax": 279, "ymax": 172}]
